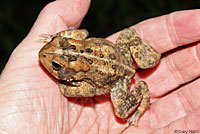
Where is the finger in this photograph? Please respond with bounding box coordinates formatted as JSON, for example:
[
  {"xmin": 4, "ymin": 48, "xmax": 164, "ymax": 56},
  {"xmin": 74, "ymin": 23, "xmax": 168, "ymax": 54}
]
[
  {"xmin": 135, "ymin": 43, "xmax": 200, "ymax": 97},
  {"xmin": 105, "ymin": 9, "xmax": 200, "ymax": 97},
  {"xmin": 152, "ymin": 108, "xmax": 200, "ymax": 134},
  {"xmin": 0, "ymin": 0, "xmax": 91, "ymax": 86},
  {"xmin": 144, "ymin": 78, "xmax": 200, "ymax": 129},
  {"xmin": 107, "ymin": 9, "xmax": 200, "ymax": 53},
  {"xmin": 26, "ymin": 0, "xmax": 91, "ymax": 44}
]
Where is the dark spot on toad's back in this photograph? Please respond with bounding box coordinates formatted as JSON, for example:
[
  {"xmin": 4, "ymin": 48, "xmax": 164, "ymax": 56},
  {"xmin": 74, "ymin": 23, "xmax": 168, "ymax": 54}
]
[
  {"xmin": 70, "ymin": 45, "xmax": 76, "ymax": 50},
  {"xmin": 99, "ymin": 71, "xmax": 103, "ymax": 75},
  {"xmin": 100, "ymin": 54, "xmax": 104, "ymax": 58},
  {"xmin": 69, "ymin": 56, "xmax": 77, "ymax": 62},
  {"xmin": 62, "ymin": 47, "xmax": 67, "ymax": 50},
  {"xmin": 84, "ymin": 57, "xmax": 93, "ymax": 64},
  {"xmin": 88, "ymin": 59, "xmax": 93, "ymax": 64},
  {"xmin": 112, "ymin": 65, "xmax": 116, "ymax": 69},
  {"xmin": 86, "ymin": 48, "xmax": 93, "ymax": 53},
  {"xmin": 109, "ymin": 54, "xmax": 116, "ymax": 60},
  {"xmin": 102, "ymin": 62, "xmax": 106, "ymax": 65}
]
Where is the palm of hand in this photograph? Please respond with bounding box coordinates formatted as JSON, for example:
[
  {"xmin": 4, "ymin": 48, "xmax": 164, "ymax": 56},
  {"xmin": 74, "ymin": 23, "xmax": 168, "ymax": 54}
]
[{"xmin": 0, "ymin": 0, "xmax": 200, "ymax": 134}]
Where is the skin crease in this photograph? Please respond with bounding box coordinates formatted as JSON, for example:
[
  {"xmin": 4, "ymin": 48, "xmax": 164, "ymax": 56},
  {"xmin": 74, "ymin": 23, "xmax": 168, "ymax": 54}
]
[{"xmin": 0, "ymin": 0, "xmax": 200, "ymax": 133}]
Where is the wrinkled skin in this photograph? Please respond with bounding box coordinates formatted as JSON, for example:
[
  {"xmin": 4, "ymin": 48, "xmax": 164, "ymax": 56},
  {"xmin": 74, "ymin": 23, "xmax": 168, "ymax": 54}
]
[{"xmin": 0, "ymin": 0, "xmax": 200, "ymax": 134}]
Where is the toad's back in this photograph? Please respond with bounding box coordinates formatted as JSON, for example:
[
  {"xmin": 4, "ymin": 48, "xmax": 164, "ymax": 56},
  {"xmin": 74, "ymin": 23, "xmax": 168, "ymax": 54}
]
[{"xmin": 39, "ymin": 36, "xmax": 135, "ymax": 89}]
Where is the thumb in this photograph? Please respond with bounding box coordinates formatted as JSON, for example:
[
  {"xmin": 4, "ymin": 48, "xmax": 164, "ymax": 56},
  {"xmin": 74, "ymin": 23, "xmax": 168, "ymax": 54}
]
[
  {"xmin": 0, "ymin": 0, "xmax": 91, "ymax": 91},
  {"xmin": 1, "ymin": 0, "xmax": 91, "ymax": 78},
  {"xmin": 25, "ymin": 0, "xmax": 91, "ymax": 46}
]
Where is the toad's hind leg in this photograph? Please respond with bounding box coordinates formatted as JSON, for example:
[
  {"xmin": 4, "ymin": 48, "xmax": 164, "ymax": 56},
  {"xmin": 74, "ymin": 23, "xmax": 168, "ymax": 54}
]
[
  {"xmin": 37, "ymin": 29, "xmax": 89, "ymax": 43},
  {"xmin": 117, "ymin": 28, "xmax": 161, "ymax": 69},
  {"xmin": 120, "ymin": 81, "xmax": 150, "ymax": 133},
  {"xmin": 111, "ymin": 79, "xmax": 150, "ymax": 133}
]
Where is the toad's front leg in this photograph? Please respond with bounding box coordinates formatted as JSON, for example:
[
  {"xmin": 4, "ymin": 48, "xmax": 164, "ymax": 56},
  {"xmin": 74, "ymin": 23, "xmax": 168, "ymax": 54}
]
[
  {"xmin": 59, "ymin": 81, "xmax": 96, "ymax": 97},
  {"xmin": 59, "ymin": 80, "xmax": 110, "ymax": 97},
  {"xmin": 111, "ymin": 78, "xmax": 150, "ymax": 133}
]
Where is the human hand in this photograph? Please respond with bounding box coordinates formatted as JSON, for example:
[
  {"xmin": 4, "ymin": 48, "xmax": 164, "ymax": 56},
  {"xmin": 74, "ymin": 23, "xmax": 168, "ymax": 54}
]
[{"xmin": 0, "ymin": 0, "xmax": 200, "ymax": 133}]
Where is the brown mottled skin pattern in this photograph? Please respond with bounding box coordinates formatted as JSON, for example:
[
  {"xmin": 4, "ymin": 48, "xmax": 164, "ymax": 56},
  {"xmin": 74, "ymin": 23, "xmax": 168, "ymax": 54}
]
[{"xmin": 38, "ymin": 28, "xmax": 161, "ymax": 133}]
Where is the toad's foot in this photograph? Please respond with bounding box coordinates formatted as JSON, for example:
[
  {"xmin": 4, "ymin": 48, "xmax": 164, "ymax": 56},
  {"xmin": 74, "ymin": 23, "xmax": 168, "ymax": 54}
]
[
  {"xmin": 36, "ymin": 34, "xmax": 54, "ymax": 43},
  {"xmin": 37, "ymin": 29, "xmax": 89, "ymax": 43},
  {"xmin": 117, "ymin": 28, "xmax": 161, "ymax": 69}
]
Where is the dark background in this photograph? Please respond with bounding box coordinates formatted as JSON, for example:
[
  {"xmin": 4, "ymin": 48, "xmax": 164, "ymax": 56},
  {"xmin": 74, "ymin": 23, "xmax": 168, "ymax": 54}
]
[{"xmin": 0, "ymin": 0, "xmax": 200, "ymax": 73}]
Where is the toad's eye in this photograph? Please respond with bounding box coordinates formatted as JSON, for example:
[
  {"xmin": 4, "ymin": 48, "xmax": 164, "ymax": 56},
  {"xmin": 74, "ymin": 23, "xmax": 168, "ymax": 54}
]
[{"xmin": 52, "ymin": 60, "xmax": 62, "ymax": 71}]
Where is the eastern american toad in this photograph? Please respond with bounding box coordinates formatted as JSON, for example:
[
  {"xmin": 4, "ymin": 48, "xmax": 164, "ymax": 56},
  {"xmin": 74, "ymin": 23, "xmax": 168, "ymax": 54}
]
[{"xmin": 38, "ymin": 28, "xmax": 161, "ymax": 133}]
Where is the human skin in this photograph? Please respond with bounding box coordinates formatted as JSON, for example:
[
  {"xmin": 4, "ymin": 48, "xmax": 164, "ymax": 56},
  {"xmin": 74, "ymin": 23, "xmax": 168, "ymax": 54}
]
[{"xmin": 0, "ymin": 0, "xmax": 200, "ymax": 133}]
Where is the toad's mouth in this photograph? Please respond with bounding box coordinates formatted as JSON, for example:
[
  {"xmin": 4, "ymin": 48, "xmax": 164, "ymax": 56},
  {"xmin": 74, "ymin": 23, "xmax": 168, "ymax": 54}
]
[{"xmin": 58, "ymin": 79, "xmax": 83, "ymax": 87}]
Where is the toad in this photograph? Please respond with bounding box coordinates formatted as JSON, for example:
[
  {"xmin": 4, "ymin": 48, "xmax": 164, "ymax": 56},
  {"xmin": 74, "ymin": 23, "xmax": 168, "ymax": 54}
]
[{"xmin": 38, "ymin": 28, "xmax": 161, "ymax": 133}]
